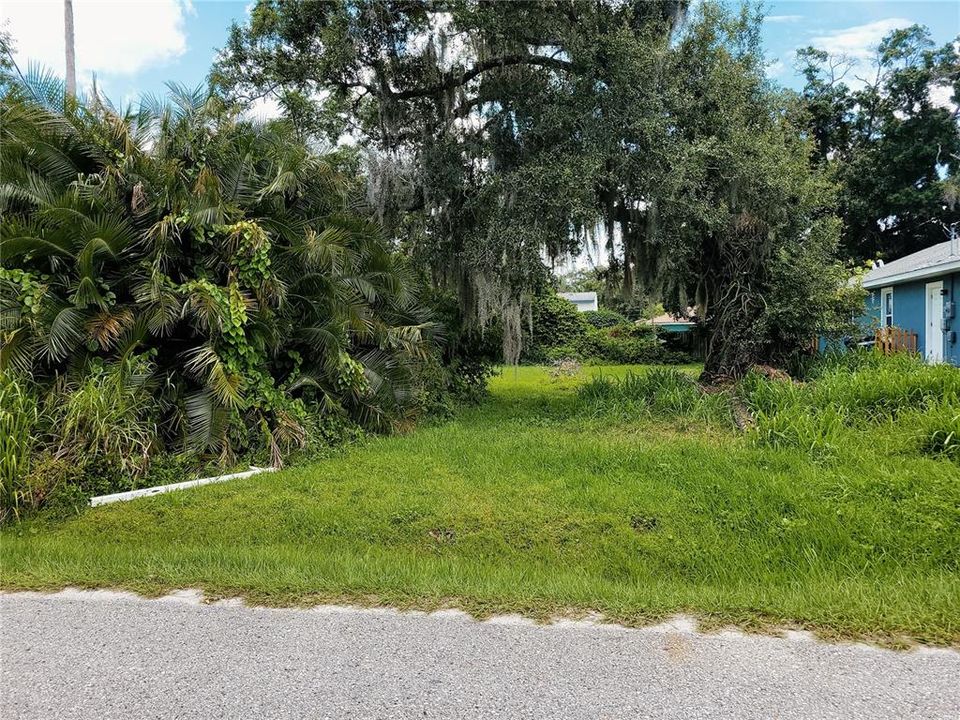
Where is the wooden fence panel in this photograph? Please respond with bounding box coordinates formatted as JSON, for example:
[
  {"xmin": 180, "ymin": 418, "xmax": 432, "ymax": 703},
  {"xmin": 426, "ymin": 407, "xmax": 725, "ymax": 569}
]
[{"xmin": 875, "ymin": 327, "xmax": 918, "ymax": 355}]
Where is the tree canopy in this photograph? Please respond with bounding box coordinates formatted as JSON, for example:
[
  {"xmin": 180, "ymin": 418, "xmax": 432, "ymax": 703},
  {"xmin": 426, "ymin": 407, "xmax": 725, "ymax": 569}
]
[
  {"xmin": 797, "ymin": 25, "xmax": 960, "ymax": 261},
  {"xmin": 217, "ymin": 0, "xmax": 858, "ymax": 377}
]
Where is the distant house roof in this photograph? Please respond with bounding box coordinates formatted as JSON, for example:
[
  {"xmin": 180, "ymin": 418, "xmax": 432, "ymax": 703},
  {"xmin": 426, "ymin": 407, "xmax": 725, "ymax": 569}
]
[
  {"xmin": 639, "ymin": 309, "xmax": 696, "ymax": 331},
  {"xmin": 862, "ymin": 239, "xmax": 960, "ymax": 289},
  {"xmin": 648, "ymin": 312, "xmax": 695, "ymax": 326},
  {"xmin": 559, "ymin": 292, "xmax": 597, "ymax": 303},
  {"xmin": 557, "ymin": 291, "xmax": 598, "ymax": 312}
]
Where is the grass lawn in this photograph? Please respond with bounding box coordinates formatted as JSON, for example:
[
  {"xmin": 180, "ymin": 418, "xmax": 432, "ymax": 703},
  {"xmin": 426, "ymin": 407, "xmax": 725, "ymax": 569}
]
[{"xmin": 2, "ymin": 364, "xmax": 958, "ymax": 646}]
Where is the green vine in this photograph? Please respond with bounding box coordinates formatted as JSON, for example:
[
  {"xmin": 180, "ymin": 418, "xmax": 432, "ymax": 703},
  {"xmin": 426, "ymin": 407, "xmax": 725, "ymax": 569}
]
[
  {"xmin": 0, "ymin": 268, "xmax": 46, "ymax": 317},
  {"xmin": 217, "ymin": 220, "xmax": 273, "ymax": 292}
]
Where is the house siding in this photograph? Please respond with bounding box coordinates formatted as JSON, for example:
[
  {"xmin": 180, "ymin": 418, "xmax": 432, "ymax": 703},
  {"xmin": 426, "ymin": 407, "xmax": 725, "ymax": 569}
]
[{"xmin": 863, "ymin": 271, "xmax": 960, "ymax": 365}]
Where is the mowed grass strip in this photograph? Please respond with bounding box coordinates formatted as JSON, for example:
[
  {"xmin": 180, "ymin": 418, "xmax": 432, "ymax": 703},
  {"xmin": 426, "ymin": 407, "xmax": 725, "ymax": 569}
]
[{"xmin": 2, "ymin": 365, "xmax": 958, "ymax": 645}]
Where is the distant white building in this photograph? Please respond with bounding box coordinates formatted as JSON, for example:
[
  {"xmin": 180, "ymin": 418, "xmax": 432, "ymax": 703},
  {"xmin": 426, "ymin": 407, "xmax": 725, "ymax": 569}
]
[{"xmin": 558, "ymin": 291, "xmax": 598, "ymax": 312}]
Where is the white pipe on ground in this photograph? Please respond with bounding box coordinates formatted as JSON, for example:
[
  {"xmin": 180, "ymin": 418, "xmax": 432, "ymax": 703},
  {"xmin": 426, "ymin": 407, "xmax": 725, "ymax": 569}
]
[{"xmin": 89, "ymin": 466, "xmax": 277, "ymax": 507}]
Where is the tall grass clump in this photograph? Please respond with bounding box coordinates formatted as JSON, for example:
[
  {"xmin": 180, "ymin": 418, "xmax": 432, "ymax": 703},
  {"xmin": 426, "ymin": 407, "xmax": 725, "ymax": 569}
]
[
  {"xmin": 739, "ymin": 371, "xmax": 846, "ymax": 454},
  {"xmin": 903, "ymin": 398, "xmax": 960, "ymax": 461},
  {"xmin": 0, "ymin": 373, "xmax": 40, "ymax": 521},
  {"xmin": 578, "ymin": 368, "xmax": 732, "ymax": 424},
  {"xmin": 810, "ymin": 360, "xmax": 959, "ymax": 421},
  {"xmin": 746, "ymin": 403, "xmax": 850, "ymax": 454},
  {"xmin": 51, "ymin": 359, "xmax": 161, "ymax": 477},
  {"xmin": 792, "ymin": 347, "xmax": 913, "ymax": 380},
  {"xmin": 743, "ymin": 350, "xmax": 960, "ymax": 457}
]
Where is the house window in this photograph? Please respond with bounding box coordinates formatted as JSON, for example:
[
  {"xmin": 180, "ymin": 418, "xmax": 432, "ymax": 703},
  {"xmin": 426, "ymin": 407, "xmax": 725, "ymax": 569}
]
[{"xmin": 881, "ymin": 287, "xmax": 893, "ymax": 328}]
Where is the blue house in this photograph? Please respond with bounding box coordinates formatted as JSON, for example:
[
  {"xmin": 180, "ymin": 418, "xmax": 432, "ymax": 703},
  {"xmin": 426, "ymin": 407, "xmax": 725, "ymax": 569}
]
[{"xmin": 861, "ymin": 238, "xmax": 960, "ymax": 365}]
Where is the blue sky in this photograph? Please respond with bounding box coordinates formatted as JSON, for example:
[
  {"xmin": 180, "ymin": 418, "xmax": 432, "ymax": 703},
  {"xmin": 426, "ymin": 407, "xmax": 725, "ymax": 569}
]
[
  {"xmin": 2, "ymin": 0, "xmax": 958, "ymax": 110},
  {"xmin": 760, "ymin": 1, "xmax": 960, "ymax": 88}
]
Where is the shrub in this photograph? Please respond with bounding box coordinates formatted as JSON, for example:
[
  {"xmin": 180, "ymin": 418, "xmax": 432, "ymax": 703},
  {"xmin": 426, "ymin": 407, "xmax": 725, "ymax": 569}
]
[
  {"xmin": 1, "ymin": 82, "xmax": 440, "ymax": 479},
  {"xmin": 137, "ymin": 453, "xmax": 204, "ymax": 490},
  {"xmin": 421, "ymin": 289, "xmax": 498, "ymax": 407},
  {"xmin": 446, "ymin": 356, "xmax": 495, "ymax": 405},
  {"xmin": 411, "ymin": 349, "xmax": 494, "ymax": 419},
  {"xmin": 544, "ymin": 344, "xmax": 582, "ymax": 363},
  {"xmin": 22, "ymin": 451, "xmax": 185, "ymax": 519},
  {"xmin": 525, "ymin": 294, "xmax": 589, "ymax": 362},
  {"xmin": 582, "ymin": 309, "xmax": 630, "ymax": 329},
  {"xmin": 577, "ymin": 325, "xmax": 693, "ymax": 365},
  {"xmin": 22, "ymin": 454, "xmax": 87, "ymax": 517},
  {"xmin": 285, "ymin": 410, "xmax": 364, "ymax": 464}
]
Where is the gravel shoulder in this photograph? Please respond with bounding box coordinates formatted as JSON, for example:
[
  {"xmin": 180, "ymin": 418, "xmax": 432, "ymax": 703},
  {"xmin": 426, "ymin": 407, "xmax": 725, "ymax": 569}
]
[{"xmin": 1, "ymin": 589, "xmax": 958, "ymax": 719}]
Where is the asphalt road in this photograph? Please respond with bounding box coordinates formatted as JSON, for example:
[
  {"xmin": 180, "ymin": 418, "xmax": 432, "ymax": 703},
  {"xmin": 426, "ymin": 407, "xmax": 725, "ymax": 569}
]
[{"xmin": 1, "ymin": 590, "xmax": 958, "ymax": 719}]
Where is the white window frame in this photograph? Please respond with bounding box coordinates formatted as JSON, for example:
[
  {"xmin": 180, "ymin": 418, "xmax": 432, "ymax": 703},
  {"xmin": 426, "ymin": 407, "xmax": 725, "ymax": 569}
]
[{"xmin": 880, "ymin": 287, "xmax": 894, "ymax": 328}]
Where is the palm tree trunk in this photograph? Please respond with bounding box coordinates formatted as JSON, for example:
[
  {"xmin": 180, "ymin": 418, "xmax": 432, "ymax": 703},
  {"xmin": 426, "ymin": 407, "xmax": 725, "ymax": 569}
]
[{"xmin": 64, "ymin": 0, "xmax": 76, "ymax": 97}]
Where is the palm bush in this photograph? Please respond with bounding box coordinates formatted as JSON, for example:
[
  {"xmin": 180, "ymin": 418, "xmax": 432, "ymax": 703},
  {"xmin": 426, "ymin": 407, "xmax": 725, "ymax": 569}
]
[{"xmin": 0, "ymin": 75, "xmax": 437, "ymax": 485}]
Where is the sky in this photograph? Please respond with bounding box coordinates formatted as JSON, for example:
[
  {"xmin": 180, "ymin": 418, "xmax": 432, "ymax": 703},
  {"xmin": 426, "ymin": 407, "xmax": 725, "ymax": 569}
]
[{"xmin": 1, "ymin": 0, "xmax": 958, "ymax": 114}]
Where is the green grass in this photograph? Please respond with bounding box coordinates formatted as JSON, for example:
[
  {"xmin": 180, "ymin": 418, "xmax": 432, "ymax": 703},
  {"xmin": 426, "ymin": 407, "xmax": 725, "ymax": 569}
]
[{"xmin": 2, "ymin": 363, "xmax": 959, "ymax": 646}]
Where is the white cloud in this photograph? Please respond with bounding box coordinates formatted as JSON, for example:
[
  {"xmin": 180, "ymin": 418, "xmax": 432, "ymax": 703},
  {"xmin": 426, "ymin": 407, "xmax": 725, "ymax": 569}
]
[
  {"xmin": 930, "ymin": 84, "xmax": 957, "ymax": 112},
  {"xmin": 245, "ymin": 94, "xmax": 283, "ymax": 121},
  {"xmin": 1, "ymin": 0, "xmax": 190, "ymax": 87},
  {"xmin": 810, "ymin": 18, "xmax": 913, "ymax": 62},
  {"xmin": 766, "ymin": 59, "xmax": 786, "ymax": 78},
  {"xmin": 765, "ymin": 15, "xmax": 803, "ymax": 24}
]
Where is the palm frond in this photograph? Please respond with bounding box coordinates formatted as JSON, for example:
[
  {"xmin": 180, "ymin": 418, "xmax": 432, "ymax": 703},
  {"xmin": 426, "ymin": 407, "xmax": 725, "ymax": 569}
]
[
  {"xmin": 41, "ymin": 305, "xmax": 85, "ymax": 362},
  {"xmin": 182, "ymin": 344, "xmax": 245, "ymax": 409},
  {"xmin": 184, "ymin": 390, "xmax": 233, "ymax": 454}
]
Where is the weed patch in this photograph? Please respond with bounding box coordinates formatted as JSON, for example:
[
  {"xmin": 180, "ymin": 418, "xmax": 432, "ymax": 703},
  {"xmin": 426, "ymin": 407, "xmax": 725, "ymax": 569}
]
[
  {"xmin": 578, "ymin": 368, "xmax": 733, "ymax": 425},
  {"xmin": 742, "ymin": 352, "xmax": 960, "ymax": 459}
]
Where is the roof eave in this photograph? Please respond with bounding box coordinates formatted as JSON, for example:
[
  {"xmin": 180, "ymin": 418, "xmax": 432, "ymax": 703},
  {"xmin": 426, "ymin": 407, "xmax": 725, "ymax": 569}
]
[{"xmin": 862, "ymin": 258, "xmax": 960, "ymax": 289}]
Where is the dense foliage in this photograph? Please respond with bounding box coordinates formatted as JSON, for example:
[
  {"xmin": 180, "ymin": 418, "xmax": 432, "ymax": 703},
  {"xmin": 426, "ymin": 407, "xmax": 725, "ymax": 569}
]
[
  {"xmin": 0, "ymin": 78, "xmax": 457, "ymax": 518},
  {"xmin": 522, "ymin": 293, "xmax": 694, "ymax": 365},
  {"xmin": 214, "ymin": 0, "xmax": 857, "ymax": 377},
  {"xmin": 1, "ymin": 2, "xmax": 953, "ymax": 518}
]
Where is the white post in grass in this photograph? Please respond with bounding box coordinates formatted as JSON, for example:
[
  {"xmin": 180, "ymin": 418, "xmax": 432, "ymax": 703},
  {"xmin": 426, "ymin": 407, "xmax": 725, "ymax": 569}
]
[{"xmin": 89, "ymin": 466, "xmax": 277, "ymax": 507}]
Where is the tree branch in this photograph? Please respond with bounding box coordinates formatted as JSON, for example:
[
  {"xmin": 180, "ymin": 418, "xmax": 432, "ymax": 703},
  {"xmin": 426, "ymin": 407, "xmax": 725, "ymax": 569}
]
[{"xmin": 389, "ymin": 54, "xmax": 576, "ymax": 101}]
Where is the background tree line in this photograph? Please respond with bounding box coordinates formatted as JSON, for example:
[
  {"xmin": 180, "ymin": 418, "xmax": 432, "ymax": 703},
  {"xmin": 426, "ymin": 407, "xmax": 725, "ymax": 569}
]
[{"xmin": 797, "ymin": 25, "xmax": 959, "ymax": 262}]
